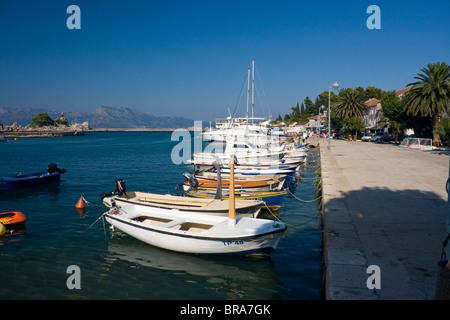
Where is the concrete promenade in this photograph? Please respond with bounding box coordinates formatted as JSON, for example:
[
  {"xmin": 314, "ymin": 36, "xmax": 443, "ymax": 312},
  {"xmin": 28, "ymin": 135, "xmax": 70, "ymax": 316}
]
[{"xmin": 319, "ymin": 138, "xmax": 449, "ymax": 299}]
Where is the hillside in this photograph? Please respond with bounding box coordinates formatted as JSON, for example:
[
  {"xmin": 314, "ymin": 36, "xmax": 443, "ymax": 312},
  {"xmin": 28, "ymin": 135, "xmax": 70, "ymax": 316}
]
[{"xmin": 0, "ymin": 106, "xmax": 194, "ymax": 129}]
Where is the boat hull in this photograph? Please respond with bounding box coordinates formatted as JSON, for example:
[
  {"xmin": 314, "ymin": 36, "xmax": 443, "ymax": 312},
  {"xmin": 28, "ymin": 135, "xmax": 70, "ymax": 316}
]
[
  {"xmin": 0, "ymin": 172, "xmax": 62, "ymax": 191},
  {"xmin": 105, "ymin": 209, "xmax": 286, "ymax": 256},
  {"xmin": 182, "ymin": 177, "xmax": 283, "ymax": 192},
  {"xmin": 186, "ymin": 190, "xmax": 287, "ymax": 211},
  {"xmin": 109, "ymin": 192, "xmax": 263, "ymax": 218}
]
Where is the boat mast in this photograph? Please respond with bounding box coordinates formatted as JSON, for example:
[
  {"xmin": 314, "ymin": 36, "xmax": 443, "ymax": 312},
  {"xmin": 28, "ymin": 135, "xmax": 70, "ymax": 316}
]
[
  {"xmin": 251, "ymin": 60, "xmax": 255, "ymax": 124},
  {"xmin": 246, "ymin": 66, "xmax": 250, "ymax": 127}
]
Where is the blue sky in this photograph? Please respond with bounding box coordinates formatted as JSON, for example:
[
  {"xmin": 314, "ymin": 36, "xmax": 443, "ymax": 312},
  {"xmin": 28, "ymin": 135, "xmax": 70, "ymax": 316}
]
[{"xmin": 0, "ymin": 0, "xmax": 449, "ymax": 122}]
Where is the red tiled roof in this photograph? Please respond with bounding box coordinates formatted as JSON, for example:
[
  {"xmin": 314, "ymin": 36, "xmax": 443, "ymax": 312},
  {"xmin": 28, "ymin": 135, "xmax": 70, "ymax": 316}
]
[
  {"xmin": 396, "ymin": 87, "xmax": 411, "ymax": 96},
  {"xmin": 365, "ymin": 98, "xmax": 381, "ymax": 107}
]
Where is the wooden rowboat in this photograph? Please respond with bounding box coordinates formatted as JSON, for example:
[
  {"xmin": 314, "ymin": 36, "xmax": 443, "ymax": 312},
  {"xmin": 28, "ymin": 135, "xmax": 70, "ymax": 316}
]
[{"xmin": 182, "ymin": 176, "xmax": 283, "ymax": 192}]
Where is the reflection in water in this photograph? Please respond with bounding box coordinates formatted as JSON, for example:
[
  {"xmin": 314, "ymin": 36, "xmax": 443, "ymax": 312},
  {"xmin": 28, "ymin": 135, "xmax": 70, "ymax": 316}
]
[
  {"xmin": 105, "ymin": 232, "xmax": 282, "ymax": 300},
  {"xmin": 0, "ymin": 133, "xmax": 322, "ymax": 299},
  {"xmin": 0, "ymin": 227, "xmax": 26, "ymax": 244},
  {"xmin": 0, "ymin": 183, "xmax": 62, "ymax": 201}
]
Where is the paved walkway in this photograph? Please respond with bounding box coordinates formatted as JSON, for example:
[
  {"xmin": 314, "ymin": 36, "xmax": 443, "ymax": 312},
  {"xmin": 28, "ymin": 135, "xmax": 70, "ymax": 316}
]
[{"xmin": 319, "ymin": 138, "xmax": 449, "ymax": 299}]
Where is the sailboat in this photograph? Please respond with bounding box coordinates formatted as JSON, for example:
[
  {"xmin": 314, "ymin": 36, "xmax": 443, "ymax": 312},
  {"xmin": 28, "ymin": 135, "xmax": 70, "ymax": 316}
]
[{"xmin": 102, "ymin": 157, "xmax": 287, "ymax": 256}]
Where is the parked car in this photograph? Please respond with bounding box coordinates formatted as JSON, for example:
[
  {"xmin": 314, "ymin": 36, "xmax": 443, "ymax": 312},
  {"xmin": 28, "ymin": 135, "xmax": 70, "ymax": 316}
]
[
  {"xmin": 361, "ymin": 133, "xmax": 375, "ymax": 141},
  {"xmin": 370, "ymin": 133, "xmax": 389, "ymax": 143}
]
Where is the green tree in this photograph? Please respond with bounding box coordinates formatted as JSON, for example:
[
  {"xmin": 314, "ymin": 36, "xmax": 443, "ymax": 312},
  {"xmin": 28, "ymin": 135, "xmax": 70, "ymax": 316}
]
[
  {"xmin": 55, "ymin": 117, "xmax": 68, "ymax": 126},
  {"xmin": 275, "ymin": 114, "xmax": 282, "ymax": 122},
  {"xmin": 343, "ymin": 116, "xmax": 365, "ymax": 138},
  {"xmin": 303, "ymin": 96, "xmax": 315, "ymax": 115},
  {"xmin": 404, "ymin": 61, "xmax": 450, "ymax": 146},
  {"xmin": 436, "ymin": 118, "xmax": 450, "ymax": 142},
  {"xmin": 332, "ymin": 88, "xmax": 369, "ymax": 118},
  {"xmin": 365, "ymin": 86, "xmax": 382, "ymax": 99},
  {"xmin": 380, "ymin": 91, "xmax": 408, "ymax": 142},
  {"xmin": 300, "ymin": 102, "xmax": 305, "ymax": 115},
  {"xmin": 290, "ymin": 102, "xmax": 301, "ymax": 121},
  {"xmin": 355, "ymin": 86, "xmax": 369, "ymax": 102},
  {"xmin": 30, "ymin": 113, "xmax": 54, "ymax": 128},
  {"xmin": 315, "ymin": 90, "xmax": 338, "ymax": 109}
]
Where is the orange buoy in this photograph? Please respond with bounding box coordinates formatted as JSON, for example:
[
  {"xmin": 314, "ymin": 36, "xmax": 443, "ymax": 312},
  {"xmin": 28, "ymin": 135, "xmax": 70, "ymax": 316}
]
[{"xmin": 76, "ymin": 195, "xmax": 86, "ymax": 209}]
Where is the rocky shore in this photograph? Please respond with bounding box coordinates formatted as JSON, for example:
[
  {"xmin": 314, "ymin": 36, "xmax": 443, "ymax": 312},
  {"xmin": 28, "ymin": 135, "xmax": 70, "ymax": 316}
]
[{"xmin": 0, "ymin": 121, "xmax": 90, "ymax": 138}]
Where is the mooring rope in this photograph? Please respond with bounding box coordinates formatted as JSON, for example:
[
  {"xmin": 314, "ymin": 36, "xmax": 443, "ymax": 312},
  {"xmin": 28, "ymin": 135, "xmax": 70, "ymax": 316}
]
[
  {"xmin": 86, "ymin": 212, "xmax": 106, "ymax": 231},
  {"xmin": 285, "ymin": 187, "xmax": 322, "ymax": 202},
  {"xmin": 264, "ymin": 202, "xmax": 321, "ymax": 231}
]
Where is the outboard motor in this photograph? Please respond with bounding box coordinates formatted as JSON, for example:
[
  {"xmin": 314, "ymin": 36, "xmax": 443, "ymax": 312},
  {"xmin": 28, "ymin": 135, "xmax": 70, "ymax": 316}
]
[
  {"xmin": 183, "ymin": 172, "xmax": 199, "ymax": 190},
  {"xmin": 47, "ymin": 163, "xmax": 67, "ymax": 174},
  {"xmin": 100, "ymin": 179, "xmax": 128, "ymax": 199},
  {"xmin": 115, "ymin": 179, "xmax": 127, "ymax": 196}
]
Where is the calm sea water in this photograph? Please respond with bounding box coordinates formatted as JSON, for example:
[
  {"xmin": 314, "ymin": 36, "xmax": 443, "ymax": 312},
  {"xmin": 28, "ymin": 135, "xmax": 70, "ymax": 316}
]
[{"xmin": 0, "ymin": 131, "xmax": 322, "ymax": 300}]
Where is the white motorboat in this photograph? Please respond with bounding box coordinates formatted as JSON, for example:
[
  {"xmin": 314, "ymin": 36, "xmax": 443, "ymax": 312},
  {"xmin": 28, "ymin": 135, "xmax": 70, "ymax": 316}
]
[{"xmin": 190, "ymin": 139, "xmax": 284, "ymax": 166}]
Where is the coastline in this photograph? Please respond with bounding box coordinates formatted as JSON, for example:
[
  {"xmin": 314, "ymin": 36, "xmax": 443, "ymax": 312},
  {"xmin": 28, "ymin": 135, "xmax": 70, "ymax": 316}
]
[
  {"xmin": 0, "ymin": 127, "xmax": 201, "ymax": 138},
  {"xmin": 90, "ymin": 128, "xmax": 189, "ymax": 132}
]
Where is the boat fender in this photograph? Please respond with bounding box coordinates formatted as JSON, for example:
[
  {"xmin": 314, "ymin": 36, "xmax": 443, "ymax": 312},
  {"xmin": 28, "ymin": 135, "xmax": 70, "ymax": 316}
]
[{"xmin": 0, "ymin": 223, "xmax": 5, "ymax": 236}]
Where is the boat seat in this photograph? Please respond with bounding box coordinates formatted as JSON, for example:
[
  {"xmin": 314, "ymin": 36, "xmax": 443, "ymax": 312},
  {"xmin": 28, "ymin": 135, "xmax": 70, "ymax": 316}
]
[{"xmin": 162, "ymin": 219, "xmax": 186, "ymax": 229}]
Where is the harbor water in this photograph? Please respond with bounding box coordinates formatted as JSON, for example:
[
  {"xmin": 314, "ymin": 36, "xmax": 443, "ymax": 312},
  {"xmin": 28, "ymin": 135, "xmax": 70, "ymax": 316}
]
[{"xmin": 0, "ymin": 131, "xmax": 322, "ymax": 300}]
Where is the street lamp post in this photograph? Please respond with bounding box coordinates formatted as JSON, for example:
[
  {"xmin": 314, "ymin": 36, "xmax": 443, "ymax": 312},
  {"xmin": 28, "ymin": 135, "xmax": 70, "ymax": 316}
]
[
  {"xmin": 320, "ymin": 105, "xmax": 325, "ymax": 133},
  {"xmin": 328, "ymin": 81, "xmax": 340, "ymax": 150}
]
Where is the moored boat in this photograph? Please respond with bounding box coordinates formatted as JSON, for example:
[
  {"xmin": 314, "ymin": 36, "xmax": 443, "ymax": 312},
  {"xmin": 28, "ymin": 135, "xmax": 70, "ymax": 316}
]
[
  {"xmin": 101, "ymin": 180, "xmax": 264, "ymax": 218},
  {"xmin": 182, "ymin": 176, "xmax": 284, "ymax": 192},
  {"xmin": 104, "ymin": 206, "xmax": 286, "ymax": 255},
  {"xmin": 104, "ymin": 191, "xmax": 264, "ymax": 218},
  {"xmin": 186, "ymin": 189, "xmax": 287, "ymax": 211},
  {"xmin": 102, "ymin": 156, "xmax": 286, "ymax": 256},
  {"xmin": 0, "ymin": 163, "xmax": 66, "ymax": 191}
]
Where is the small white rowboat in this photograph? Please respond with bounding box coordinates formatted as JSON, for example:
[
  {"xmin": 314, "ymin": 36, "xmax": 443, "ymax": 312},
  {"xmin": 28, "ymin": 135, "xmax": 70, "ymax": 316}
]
[
  {"xmin": 102, "ymin": 156, "xmax": 287, "ymax": 256},
  {"xmin": 104, "ymin": 206, "xmax": 286, "ymax": 256}
]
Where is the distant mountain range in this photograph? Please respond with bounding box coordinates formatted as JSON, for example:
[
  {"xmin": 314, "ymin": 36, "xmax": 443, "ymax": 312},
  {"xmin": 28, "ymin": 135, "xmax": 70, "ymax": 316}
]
[{"xmin": 0, "ymin": 106, "xmax": 194, "ymax": 129}]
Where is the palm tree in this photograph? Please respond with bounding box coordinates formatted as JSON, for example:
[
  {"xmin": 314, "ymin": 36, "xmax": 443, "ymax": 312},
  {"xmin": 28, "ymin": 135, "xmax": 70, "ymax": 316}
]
[
  {"xmin": 331, "ymin": 88, "xmax": 369, "ymax": 118},
  {"xmin": 404, "ymin": 62, "xmax": 450, "ymax": 146}
]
